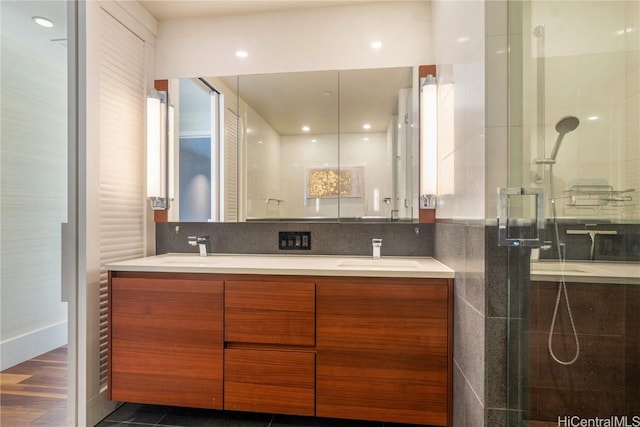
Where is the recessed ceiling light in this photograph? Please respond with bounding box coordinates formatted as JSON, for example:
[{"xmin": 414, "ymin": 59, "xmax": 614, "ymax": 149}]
[
  {"xmin": 363, "ymin": 137, "xmax": 370, "ymax": 141},
  {"xmin": 257, "ymin": 140, "xmax": 263, "ymax": 144},
  {"xmin": 587, "ymin": 116, "xmax": 599, "ymax": 121},
  {"xmin": 371, "ymin": 41, "xmax": 383, "ymax": 49},
  {"xmin": 302, "ymin": 125, "xmax": 310, "ymax": 132},
  {"xmin": 456, "ymin": 36, "xmax": 470, "ymax": 43},
  {"xmin": 32, "ymin": 16, "xmax": 54, "ymax": 28},
  {"xmin": 311, "ymin": 139, "xmax": 317, "ymax": 143},
  {"xmin": 363, "ymin": 123, "xmax": 371, "ymax": 130},
  {"xmin": 235, "ymin": 50, "xmax": 248, "ymax": 58}
]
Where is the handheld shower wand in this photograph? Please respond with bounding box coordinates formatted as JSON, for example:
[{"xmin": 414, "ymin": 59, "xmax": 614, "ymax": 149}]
[
  {"xmin": 536, "ymin": 115, "xmax": 580, "ymax": 164},
  {"xmin": 544, "ymin": 115, "xmax": 581, "ymax": 365},
  {"xmin": 549, "ymin": 116, "xmax": 580, "ymax": 161}
]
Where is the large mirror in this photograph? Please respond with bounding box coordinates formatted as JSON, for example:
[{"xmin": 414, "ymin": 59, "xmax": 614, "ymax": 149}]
[{"xmin": 175, "ymin": 67, "xmax": 419, "ymax": 222}]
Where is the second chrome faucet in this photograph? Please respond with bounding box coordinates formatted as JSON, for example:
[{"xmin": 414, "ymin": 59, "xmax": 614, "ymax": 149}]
[
  {"xmin": 188, "ymin": 235, "xmax": 210, "ymax": 257},
  {"xmin": 372, "ymin": 238, "xmax": 382, "ymax": 259}
]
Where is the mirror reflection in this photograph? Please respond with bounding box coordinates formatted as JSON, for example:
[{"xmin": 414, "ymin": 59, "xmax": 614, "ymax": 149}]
[{"xmin": 176, "ymin": 67, "xmax": 418, "ymax": 222}]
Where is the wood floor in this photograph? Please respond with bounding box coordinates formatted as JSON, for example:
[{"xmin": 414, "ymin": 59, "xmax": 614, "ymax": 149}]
[{"xmin": 0, "ymin": 346, "xmax": 67, "ymax": 426}]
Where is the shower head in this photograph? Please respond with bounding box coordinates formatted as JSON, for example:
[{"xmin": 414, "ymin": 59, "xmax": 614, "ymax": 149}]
[{"xmin": 549, "ymin": 116, "xmax": 579, "ymax": 161}]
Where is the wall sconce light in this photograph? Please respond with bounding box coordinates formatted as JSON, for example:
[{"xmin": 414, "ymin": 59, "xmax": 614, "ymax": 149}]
[
  {"xmin": 420, "ymin": 74, "xmax": 438, "ymax": 208},
  {"xmin": 146, "ymin": 89, "xmax": 174, "ymax": 210}
]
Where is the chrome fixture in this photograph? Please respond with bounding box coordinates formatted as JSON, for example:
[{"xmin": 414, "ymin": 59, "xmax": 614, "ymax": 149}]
[
  {"xmin": 541, "ymin": 115, "xmax": 581, "ymax": 366},
  {"xmin": 536, "ymin": 116, "xmax": 580, "ymax": 165},
  {"xmin": 372, "ymin": 238, "xmax": 382, "ymax": 259},
  {"xmin": 566, "ymin": 229, "xmax": 617, "ymax": 260},
  {"xmin": 188, "ymin": 235, "xmax": 210, "ymax": 257}
]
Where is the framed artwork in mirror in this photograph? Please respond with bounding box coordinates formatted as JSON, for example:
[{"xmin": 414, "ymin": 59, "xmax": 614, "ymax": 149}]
[{"xmin": 306, "ymin": 166, "xmax": 364, "ymax": 199}]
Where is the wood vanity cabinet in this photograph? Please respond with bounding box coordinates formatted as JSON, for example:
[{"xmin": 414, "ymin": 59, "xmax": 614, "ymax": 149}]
[
  {"xmin": 108, "ymin": 273, "xmax": 224, "ymax": 409},
  {"xmin": 108, "ymin": 272, "xmax": 452, "ymax": 426},
  {"xmin": 316, "ymin": 277, "xmax": 452, "ymax": 426},
  {"xmin": 223, "ymin": 279, "xmax": 316, "ymax": 416}
]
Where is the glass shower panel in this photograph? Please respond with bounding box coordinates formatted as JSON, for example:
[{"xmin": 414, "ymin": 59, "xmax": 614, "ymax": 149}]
[{"xmin": 508, "ymin": 1, "xmax": 640, "ymax": 425}]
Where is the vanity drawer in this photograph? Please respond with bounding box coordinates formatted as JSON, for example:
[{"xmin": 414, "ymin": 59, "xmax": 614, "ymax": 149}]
[
  {"xmin": 224, "ymin": 280, "xmax": 315, "ymax": 346},
  {"xmin": 224, "ymin": 348, "xmax": 315, "ymax": 416}
]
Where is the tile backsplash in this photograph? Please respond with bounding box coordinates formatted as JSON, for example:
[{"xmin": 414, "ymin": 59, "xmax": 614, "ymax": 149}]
[
  {"xmin": 156, "ymin": 222, "xmax": 435, "ymax": 257},
  {"xmin": 538, "ymin": 222, "xmax": 640, "ymax": 262}
]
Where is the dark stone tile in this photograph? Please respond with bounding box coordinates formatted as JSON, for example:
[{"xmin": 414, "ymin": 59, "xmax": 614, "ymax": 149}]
[
  {"xmin": 485, "ymin": 317, "xmax": 507, "ymax": 409},
  {"xmin": 506, "ymin": 247, "xmax": 531, "ymax": 320},
  {"xmin": 434, "ymin": 222, "xmax": 466, "ymax": 272},
  {"xmin": 103, "ymin": 403, "xmax": 172, "ymax": 424},
  {"xmin": 506, "ymin": 318, "xmax": 527, "ymax": 411},
  {"xmin": 272, "ymin": 414, "xmax": 382, "ymax": 426},
  {"xmin": 538, "ymin": 223, "xmax": 640, "ymax": 262},
  {"xmin": 94, "ymin": 422, "xmax": 140, "ymax": 427},
  {"xmin": 435, "ymin": 222, "xmax": 467, "ymax": 298},
  {"xmin": 452, "ymin": 363, "xmax": 466, "ymax": 427},
  {"xmin": 463, "ymin": 379, "xmax": 484, "ymax": 427},
  {"xmin": 156, "ymin": 222, "xmax": 434, "ymax": 257},
  {"xmin": 465, "ymin": 224, "xmax": 486, "ymax": 314},
  {"xmin": 485, "ymin": 408, "xmax": 507, "ymax": 427},
  {"xmin": 158, "ymin": 408, "xmax": 272, "ymax": 427},
  {"xmin": 485, "ymin": 226, "xmax": 508, "ymax": 318}
]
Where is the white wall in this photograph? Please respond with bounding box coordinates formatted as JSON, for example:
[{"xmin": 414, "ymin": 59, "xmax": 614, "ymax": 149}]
[
  {"xmin": 432, "ymin": 1, "xmax": 487, "ymax": 220},
  {"xmin": 245, "ymin": 108, "xmax": 282, "ymax": 219},
  {"xmin": 276, "ymin": 132, "xmax": 391, "ymax": 219},
  {"xmin": 523, "ymin": 1, "xmax": 640, "ymax": 221},
  {"xmin": 155, "ymin": 1, "xmax": 432, "ymax": 79},
  {"xmin": 0, "ymin": 0, "xmax": 68, "ymax": 370}
]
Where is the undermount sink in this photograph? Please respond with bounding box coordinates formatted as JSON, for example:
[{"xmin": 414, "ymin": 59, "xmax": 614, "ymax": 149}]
[
  {"xmin": 530, "ymin": 263, "xmax": 590, "ymax": 274},
  {"xmin": 337, "ymin": 258, "xmax": 422, "ymax": 269},
  {"xmin": 155, "ymin": 257, "xmax": 222, "ymax": 265}
]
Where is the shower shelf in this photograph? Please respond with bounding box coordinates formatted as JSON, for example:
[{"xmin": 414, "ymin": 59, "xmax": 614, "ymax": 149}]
[{"xmin": 563, "ymin": 184, "xmax": 634, "ymax": 208}]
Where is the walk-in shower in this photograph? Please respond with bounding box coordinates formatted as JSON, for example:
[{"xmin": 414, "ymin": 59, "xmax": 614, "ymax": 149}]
[{"xmin": 507, "ymin": 2, "xmax": 640, "ymax": 425}]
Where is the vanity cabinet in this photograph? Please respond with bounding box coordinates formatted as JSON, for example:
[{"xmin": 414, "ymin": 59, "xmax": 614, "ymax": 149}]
[
  {"xmin": 316, "ymin": 278, "xmax": 452, "ymax": 426},
  {"xmin": 223, "ymin": 280, "xmax": 316, "ymax": 416},
  {"xmin": 108, "ymin": 273, "xmax": 224, "ymax": 409},
  {"xmin": 108, "ymin": 271, "xmax": 452, "ymax": 426}
]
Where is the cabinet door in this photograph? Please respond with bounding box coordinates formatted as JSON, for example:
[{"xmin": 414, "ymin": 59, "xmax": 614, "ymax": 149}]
[
  {"xmin": 316, "ymin": 280, "xmax": 450, "ymax": 426},
  {"xmin": 225, "ymin": 280, "xmax": 315, "ymax": 346},
  {"xmin": 109, "ymin": 276, "xmax": 223, "ymax": 409},
  {"xmin": 224, "ymin": 348, "xmax": 315, "ymax": 416}
]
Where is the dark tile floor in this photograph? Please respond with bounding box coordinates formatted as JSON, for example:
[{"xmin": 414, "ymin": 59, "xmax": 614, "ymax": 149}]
[{"xmin": 96, "ymin": 403, "xmax": 423, "ymax": 427}]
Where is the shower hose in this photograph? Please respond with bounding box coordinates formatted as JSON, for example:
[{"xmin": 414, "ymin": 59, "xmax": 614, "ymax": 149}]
[{"xmin": 547, "ymin": 163, "xmax": 580, "ymax": 365}]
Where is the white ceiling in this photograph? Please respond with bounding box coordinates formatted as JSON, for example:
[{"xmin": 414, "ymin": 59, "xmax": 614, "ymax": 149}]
[
  {"xmin": 154, "ymin": 2, "xmax": 417, "ymax": 136},
  {"xmin": 3, "ymin": 0, "xmax": 417, "ymax": 139},
  {"xmin": 138, "ymin": 0, "xmax": 376, "ymax": 21},
  {"xmin": 213, "ymin": 67, "xmax": 413, "ymax": 135}
]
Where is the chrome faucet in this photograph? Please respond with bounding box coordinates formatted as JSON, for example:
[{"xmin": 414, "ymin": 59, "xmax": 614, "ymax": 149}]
[
  {"xmin": 566, "ymin": 229, "xmax": 617, "ymax": 260},
  {"xmin": 188, "ymin": 235, "xmax": 210, "ymax": 257},
  {"xmin": 372, "ymin": 238, "xmax": 382, "ymax": 259}
]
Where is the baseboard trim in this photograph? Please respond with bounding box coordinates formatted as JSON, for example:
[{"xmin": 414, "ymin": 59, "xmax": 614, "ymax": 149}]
[{"xmin": 1, "ymin": 320, "xmax": 68, "ymax": 370}]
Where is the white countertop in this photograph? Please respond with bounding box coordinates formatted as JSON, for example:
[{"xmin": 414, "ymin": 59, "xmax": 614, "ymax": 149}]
[
  {"xmin": 106, "ymin": 253, "xmax": 455, "ymax": 279},
  {"xmin": 530, "ymin": 260, "xmax": 640, "ymax": 285}
]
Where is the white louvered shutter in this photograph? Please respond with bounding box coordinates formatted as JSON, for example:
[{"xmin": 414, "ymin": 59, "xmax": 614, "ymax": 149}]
[{"xmin": 97, "ymin": 8, "xmax": 146, "ymax": 389}]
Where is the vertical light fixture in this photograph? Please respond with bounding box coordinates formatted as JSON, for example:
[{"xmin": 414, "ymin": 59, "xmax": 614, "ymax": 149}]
[
  {"xmin": 420, "ymin": 74, "xmax": 438, "ymax": 208},
  {"xmin": 146, "ymin": 89, "xmax": 174, "ymax": 210}
]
